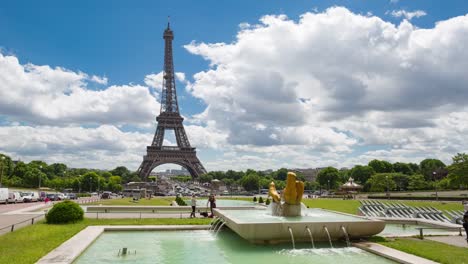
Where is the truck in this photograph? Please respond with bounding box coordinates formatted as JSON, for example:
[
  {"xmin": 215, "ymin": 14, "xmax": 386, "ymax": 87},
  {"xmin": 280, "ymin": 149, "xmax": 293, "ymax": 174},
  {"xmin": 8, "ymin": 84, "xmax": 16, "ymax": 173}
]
[{"xmin": 0, "ymin": 188, "xmax": 8, "ymax": 204}]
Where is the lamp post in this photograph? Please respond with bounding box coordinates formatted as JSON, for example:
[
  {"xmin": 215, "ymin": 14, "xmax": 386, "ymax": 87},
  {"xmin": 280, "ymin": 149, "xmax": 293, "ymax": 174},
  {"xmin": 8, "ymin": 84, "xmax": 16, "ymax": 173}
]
[
  {"xmin": 38, "ymin": 165, "xmax": 42, "ymax": 189},
  {"xmin": 327, "ymin": 179, "xmax": 330, "ymax": 192},
  {"xmin": 432, "ymin": 171, "xmax": 439, "ymax": 201},
  {"xmin": 0, "ymin": 156, "xmax": 5, "ymax": 188},
  {"xmin": 386, "ymin": 175, "xmax": 390, "ymax": 200}
]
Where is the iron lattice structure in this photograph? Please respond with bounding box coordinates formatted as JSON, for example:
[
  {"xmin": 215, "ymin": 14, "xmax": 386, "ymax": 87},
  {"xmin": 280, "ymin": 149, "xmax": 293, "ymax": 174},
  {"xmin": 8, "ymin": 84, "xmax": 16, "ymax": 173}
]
[{"xmin": 137, "ymin": 23, "xmax": 207, "ymax": 180}]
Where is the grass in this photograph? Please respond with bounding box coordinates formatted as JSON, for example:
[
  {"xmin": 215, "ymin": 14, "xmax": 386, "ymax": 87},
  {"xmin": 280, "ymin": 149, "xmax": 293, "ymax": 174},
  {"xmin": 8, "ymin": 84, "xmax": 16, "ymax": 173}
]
[
  {"xmin": 302, "ymin": 198, "xmax": 361, "ymax": 214},
  {"xmin": 375, "ymin": 237, "xmax": 468, "ymax": 264},
  {"xmin": 0, "ymin": 218, "xmax": 211, "ymax": 264},
  {"xmin": 302, "ymin": 198, "xmax": 464, "ymax": 215},
  {"xmin": 87, "ymin": 197, "xmax": 174, "ymax": 205}
]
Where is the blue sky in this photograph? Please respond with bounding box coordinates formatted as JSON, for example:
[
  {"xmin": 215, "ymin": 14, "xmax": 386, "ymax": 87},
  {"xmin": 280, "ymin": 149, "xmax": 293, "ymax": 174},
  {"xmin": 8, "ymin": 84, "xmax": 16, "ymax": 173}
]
[{"xmin": 1, "ymin": 0, "xmax": 468, "ymax": 171}]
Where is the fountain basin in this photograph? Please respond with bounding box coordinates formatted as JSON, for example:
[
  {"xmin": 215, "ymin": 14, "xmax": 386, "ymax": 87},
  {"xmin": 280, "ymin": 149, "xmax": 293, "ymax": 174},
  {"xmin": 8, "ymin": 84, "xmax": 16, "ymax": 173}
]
[{"xmin": 214, "ymin": 208, "xmax": 385, "ymax": 244}]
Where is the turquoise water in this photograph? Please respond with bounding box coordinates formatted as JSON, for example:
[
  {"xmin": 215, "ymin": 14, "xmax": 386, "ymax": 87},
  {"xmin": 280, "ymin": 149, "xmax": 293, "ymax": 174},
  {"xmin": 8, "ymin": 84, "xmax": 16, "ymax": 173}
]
[
  {"xmin": 379, "ymin": 224, "xmax": 458, "ymax": 237},
  {"xmin": 74, "ymin": 230, "xmax": 395, "ymax": 264},
  {"xmin": 219, "ymin": 208, "xmax": 369, "ymax": 223},
  {"xmin": 186, "ymin": 199, "xmax": 256, "ymax": 207}
]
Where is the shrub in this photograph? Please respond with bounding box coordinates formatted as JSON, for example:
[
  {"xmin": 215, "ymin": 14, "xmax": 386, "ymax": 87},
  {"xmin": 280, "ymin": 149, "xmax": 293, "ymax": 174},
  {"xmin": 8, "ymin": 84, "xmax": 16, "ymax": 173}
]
[
  {"xmin": 265, "ymin": 198, "xmax": 271, "ymax": 205},
  {"xmin": 175, "ymin": 196, "xmax": 187, "ymax": 206},
  {"xmin": 258, "ymin": 197, "xmax": 264, "ymax": 203},
  {"xmin": 253, "ymin": 196, "xmax": 257, "ymax": 202},
  {"xmin": 46, "ymin": 201, "xmax": 84, "ymax": 224}
]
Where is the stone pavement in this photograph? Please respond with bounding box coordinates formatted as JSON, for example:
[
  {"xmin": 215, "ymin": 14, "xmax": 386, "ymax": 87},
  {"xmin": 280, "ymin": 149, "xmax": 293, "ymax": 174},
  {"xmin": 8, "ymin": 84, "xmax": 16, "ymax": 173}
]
[{"xmin": 426, "ymin": 235, "xmax": 468, "ymax": 248}]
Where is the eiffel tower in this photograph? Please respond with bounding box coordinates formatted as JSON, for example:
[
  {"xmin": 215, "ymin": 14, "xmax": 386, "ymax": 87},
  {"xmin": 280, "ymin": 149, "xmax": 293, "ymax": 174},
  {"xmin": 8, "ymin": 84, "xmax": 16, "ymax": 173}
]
[{"xmin": 137, "ymin": 22, "xmax": 207, "ymax": 180}]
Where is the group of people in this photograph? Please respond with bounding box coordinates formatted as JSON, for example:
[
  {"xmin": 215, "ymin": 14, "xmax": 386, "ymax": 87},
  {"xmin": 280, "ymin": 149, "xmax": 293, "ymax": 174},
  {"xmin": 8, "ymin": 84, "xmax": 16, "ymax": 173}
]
[{"xmin": 190, "ymin": 194, "xmax": 216, "ymax": 218}]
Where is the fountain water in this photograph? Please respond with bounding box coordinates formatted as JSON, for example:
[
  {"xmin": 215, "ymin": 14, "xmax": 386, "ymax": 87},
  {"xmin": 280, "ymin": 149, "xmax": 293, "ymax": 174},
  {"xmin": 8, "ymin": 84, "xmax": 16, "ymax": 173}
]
[
  {"xmin": 212, "ymin": 219, "xmax": 224, "ymax": 233},
  {"xmin": 215, "ymin": 222, "xmax": 226, "ymax": 236},
  {"xmin": 323, "ymin": 226, "xmax": 333, "ymax": 248},
  {"xmin": 341, "ymin": 226, "xmax": 351, "ymax": 247},
  {"xmin": 209, "ymin": 218, "xmax": 220, "ymax": 231},
  {"xmin": 287, "ymin": 226, "xmax": 295, "ymax": 249},
  {"xmin": 305, "ymin": 226, "xmax": 315, "ymax": 249}
]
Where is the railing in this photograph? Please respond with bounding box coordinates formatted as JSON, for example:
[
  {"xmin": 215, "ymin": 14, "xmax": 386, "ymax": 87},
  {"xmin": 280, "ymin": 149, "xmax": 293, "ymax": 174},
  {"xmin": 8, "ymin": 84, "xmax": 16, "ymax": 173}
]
[
  {"xmin": 416, "ymin": 227, "xmax": 463, "ymax": 239},
  {"xmin": 76, "ymin": 198, "xmax": 101, "ymax": 204},
  {"xmin": 0, "ymin": 214, "xmax": 45, "ymax": 235}
]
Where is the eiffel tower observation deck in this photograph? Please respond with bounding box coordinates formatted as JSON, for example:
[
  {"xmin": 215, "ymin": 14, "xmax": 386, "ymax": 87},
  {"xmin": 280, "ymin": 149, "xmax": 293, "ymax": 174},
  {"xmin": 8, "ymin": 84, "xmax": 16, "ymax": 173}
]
[{"xmin": 137, "ymin": 22, "xmax": 207, "ymax": 179}]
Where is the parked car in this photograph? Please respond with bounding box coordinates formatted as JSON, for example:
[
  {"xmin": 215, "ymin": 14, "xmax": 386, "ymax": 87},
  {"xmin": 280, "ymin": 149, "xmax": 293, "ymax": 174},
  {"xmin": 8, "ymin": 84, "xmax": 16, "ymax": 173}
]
[
  {"xmin": 67, "ymin": 193, "xmax": 77, "ymax": 200},
  {"xmin": 100, "ymin": 192, "xmax": 111, "ymax": 199},
  {"xmin": 21, "ymin": 192, "xmax": 39, "ymax": 202},
  {"xmin": 57, "ymin": 193, "xmax": 66, "ymax": 200},
  {"xmin": 7, "ymin": 192, "xmax": 23, "ymax": 204},
  {"xmin": 46, "ymin": 193, "xmax": 59, "ymax": 201}
]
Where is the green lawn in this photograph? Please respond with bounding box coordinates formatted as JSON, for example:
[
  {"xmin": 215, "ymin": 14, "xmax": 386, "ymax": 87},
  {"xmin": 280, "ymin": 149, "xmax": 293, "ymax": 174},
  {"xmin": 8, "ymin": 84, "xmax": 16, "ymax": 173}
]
[
  {"xmin": 302, "ymin": 199, "xmax": 361, "ymax": 214},
  {"xmin": 375, "ymin": 237, "xmax": 468, "ymax": 264},
  {"xmin": 302, "ymin": 198, "xmax": 463, "ymax": 215},
  {"xmin": 0, "ymin": 218, "xmax": 210, "ymax": 264}
]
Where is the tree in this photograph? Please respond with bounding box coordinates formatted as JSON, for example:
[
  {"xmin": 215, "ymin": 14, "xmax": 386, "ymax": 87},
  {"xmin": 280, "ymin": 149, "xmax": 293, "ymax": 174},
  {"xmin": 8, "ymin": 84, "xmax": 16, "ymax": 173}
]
[
  {"xmin": 81, "ymin": 172, "xmax": 99, "ymax": 192},
  {"xmin": 110, "ymin": 166, "xmax": 130, "ymax": 179},
  {"xmin": 199, "ymin": 174, "xmax": 213, "ymax": 183},
  {"xmin": 367, "ymin": 173, "xmax": 396, "ymax": 192},
  {"xmin": 447, "ymin": 153, "xmax": 468, "ymax": 189},
  {"xmin": 420, "ymin": 159, "xmax": 446, "ymax": 181},
  {"xmin": 368, "ymin": 160, "xmax": 393, "ymax": 173},
  {"xmin": 407, "ymin": 174, "xmax": 429, "ymax": 190},
  {"xmin": 47, "ymin": 163, "xmax": 68, "ymax": 178},
  {"xmin": 241, "ymin": 172, "xmax": 260, "ymax": 191},
  {"xmin": 393, "ymin": 162, "xmax": 413, "ymax": 175},
  {"xmin": 316, "ymin": 167, "xmax": 340, "ymax": 189},
  {"xmin": 349, "ymin": 165, "xmax": 375, "ymax": 184},
  {"xmin": 107, "ymin": 176, "xmax": 123, "ymax": 193},
  {"xmin": 391, "ymin": 173, "xmax": 409, "ymax": 191},
  {"xmin": 408, "ymin": 163, "xmax": 420, "ymax": 174},
  {"xmin": 23, "ymin": 167, "xmax": 46, "ymax": 188},
  {"xmin": 273, "ymin": 168, "xmax": 288, "ymax": 181}
]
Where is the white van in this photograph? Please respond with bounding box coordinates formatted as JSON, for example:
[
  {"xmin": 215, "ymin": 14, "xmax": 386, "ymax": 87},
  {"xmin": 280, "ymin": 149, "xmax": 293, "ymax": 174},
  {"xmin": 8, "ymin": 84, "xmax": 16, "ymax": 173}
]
[
  {"xmin": 7, "ymin": 192, "xmax": 23, "ymax": 203},
  {"xmin": 0, "ymin": 188, "xmax": 8, "ymax": 204},
  {"xmin": 21, "ymin": 191, "xmax": 39, "ymax": 202}
]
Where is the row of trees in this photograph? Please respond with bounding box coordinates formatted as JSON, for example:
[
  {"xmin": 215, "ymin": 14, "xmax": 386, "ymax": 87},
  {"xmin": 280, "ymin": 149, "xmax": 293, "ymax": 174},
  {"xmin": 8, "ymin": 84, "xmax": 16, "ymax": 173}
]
[
  {"xmin": 315, "ymin": 154, "xmax": 467, "ymax": 192},
  {"xmin": 0, "ymin": 154, "xmax": 143, "ymax": 192},
  {"xmin": 1, "ymin": 152, "xmax": 466, "ymax": 193}
]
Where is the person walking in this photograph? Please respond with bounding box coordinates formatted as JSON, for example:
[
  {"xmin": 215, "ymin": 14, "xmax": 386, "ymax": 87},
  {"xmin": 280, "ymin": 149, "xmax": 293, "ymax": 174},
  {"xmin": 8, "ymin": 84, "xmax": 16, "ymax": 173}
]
[
  {"xmin": 207, "ymin": 194, "xmax": 216, "ymax": 218},
  {"xmin": 190, "ymin": 194, "xmax": 197, "ymax": 218},
  {"xmin": 463, "ymin": 210, "xmax": 468, "ymax": 243}
]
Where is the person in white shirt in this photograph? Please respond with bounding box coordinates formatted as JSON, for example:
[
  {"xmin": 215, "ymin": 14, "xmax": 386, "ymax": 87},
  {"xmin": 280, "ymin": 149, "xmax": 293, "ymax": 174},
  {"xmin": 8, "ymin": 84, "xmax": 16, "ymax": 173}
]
[{"xmin": 190, "ymin": 194, "xmax": 197, "ymax": 218}]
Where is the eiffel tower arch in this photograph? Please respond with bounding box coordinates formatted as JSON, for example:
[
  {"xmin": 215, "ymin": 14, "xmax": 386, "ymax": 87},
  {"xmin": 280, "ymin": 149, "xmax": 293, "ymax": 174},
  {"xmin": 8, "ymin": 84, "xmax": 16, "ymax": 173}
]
[{"xmin": 138, "ymin": 22, "xmax": 207, "ymax": 180}]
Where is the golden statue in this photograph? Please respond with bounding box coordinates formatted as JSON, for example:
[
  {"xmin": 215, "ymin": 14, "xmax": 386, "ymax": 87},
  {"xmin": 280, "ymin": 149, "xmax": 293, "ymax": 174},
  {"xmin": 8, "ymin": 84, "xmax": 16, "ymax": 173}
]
[
  {"xmin": 283, "ymin": 172, "xmax": 304, "ymax": 205},
  {"xmin": 268, "ymin": 182, "xmax": 281, "ymax": 203}
]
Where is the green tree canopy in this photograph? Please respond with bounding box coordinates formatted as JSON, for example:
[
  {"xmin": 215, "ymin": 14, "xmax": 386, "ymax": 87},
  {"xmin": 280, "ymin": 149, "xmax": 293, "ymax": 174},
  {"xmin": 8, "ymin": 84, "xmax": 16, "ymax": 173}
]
[
  {"xmin": 392, "ymin": 162, "xmax": 413, "ymax": 175},
  {"xmin": 241, "ymin": 172, "xmax": 260, "ymax": 191},
  {"xmin": 316, "ymin": 167, "xmax": 340, "ymax": 189},
  {"xmin": 420, "ymin": 159, "xmax": 446, "ymax": 181},
  {"xmin": 349, "ymin": 165, "xmax": 375, "ymax": 184},
  {"xmin": 447, "ymin": 153, "xmax": 468, "ymax": 188},
  {"xmin": 367, "ymin": 173, "xmax": 396, "ymax": 192},
  {"xmin": 368, "ymin": 160, "xmax": 393, "ymax": 173}
]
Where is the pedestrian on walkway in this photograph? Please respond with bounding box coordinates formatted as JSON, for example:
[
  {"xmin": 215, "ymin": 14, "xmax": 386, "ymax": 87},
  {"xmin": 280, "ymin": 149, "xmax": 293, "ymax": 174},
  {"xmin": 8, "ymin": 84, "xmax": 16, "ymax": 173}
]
[
  {"xmin": 463, "ymin": 210, "xmax": 468, "ymax": 243},
  {"xmin": 207, "ymin": 194, "xmax": 216, "ymax": 218},
  {"xmin": 190, "ymin": 194, "xmax": 197, "ymax": 218}
]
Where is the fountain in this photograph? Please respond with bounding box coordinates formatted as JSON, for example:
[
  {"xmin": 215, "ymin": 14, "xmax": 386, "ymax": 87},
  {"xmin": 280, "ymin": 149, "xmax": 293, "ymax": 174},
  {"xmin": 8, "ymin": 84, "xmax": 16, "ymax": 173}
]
[{"xmin": 214, "ymin": 171, "xmax": 385, "ymax": 244}]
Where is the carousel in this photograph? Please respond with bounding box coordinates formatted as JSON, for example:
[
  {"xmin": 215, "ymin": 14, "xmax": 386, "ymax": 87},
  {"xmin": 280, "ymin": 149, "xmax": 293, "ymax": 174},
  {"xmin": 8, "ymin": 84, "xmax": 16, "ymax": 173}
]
[{"xmin": 340, "ymin": 177, "xmax": 362, "ymax": 199}]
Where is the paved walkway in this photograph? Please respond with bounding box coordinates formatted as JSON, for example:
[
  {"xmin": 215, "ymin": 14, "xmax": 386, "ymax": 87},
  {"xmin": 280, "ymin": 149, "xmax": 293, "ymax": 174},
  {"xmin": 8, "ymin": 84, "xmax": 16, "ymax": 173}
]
[{"xmin": 426, "ymin": 235, "xmax": 468, "ymax": 248}]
